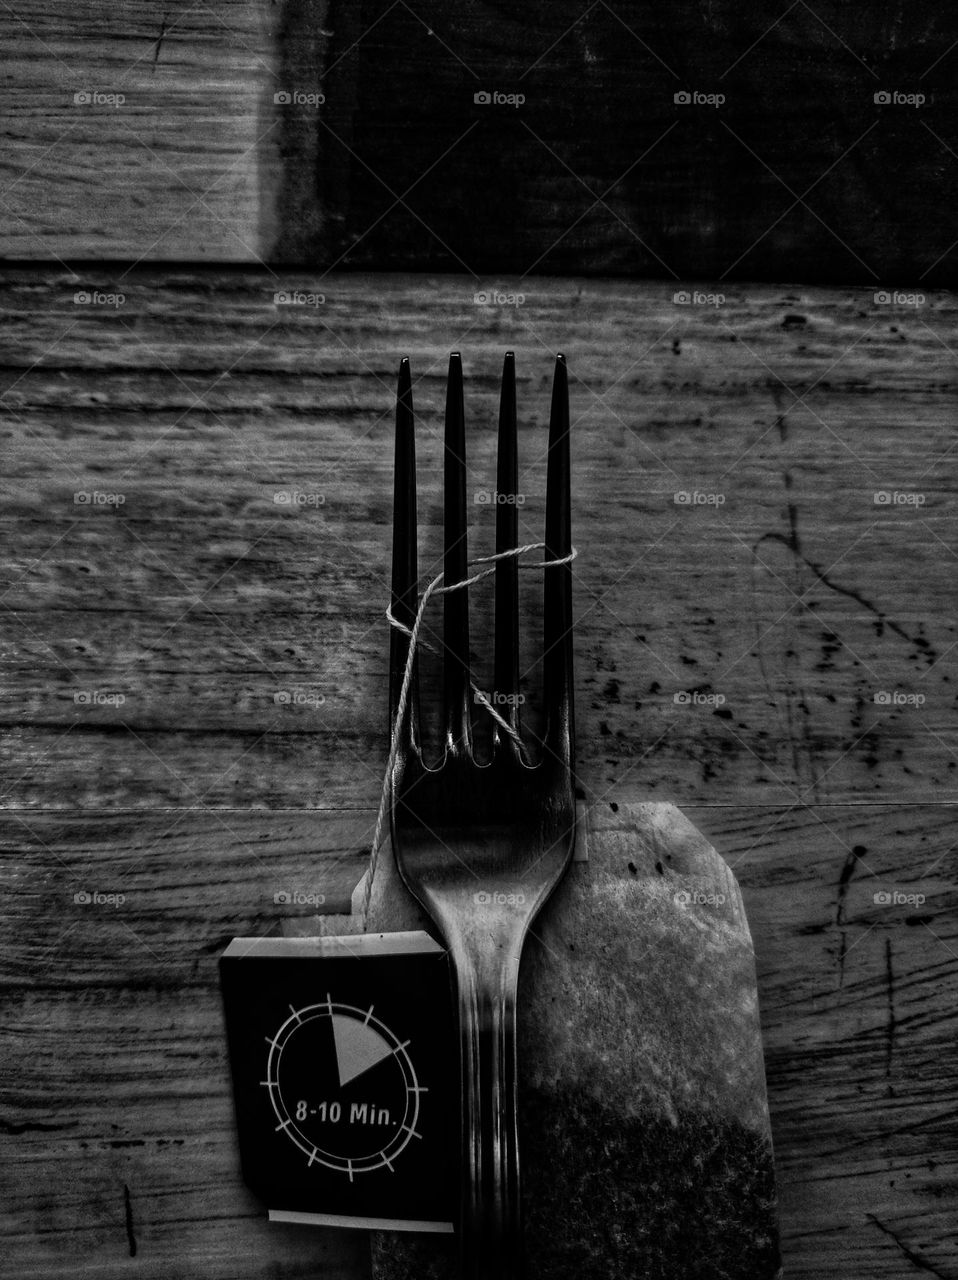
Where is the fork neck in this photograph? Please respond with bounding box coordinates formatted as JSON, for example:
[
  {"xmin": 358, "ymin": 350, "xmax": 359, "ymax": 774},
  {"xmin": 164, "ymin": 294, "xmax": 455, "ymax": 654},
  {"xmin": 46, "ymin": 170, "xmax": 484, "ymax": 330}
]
[{"xmin": 452, "ymin": 941, "xmax": 523, "ymax": 1280}]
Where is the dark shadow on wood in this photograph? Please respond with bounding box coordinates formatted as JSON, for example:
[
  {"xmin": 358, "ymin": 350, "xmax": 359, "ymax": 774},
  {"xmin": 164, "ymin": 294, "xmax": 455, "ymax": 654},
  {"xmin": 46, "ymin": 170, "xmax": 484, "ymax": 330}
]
[
  {"xmin": 271, "ymin": 0, "xmax": 363, "ymax": 264},
  {"xmin": 270, "ymin": 0, "xmax": 958, "ymax": 282}
]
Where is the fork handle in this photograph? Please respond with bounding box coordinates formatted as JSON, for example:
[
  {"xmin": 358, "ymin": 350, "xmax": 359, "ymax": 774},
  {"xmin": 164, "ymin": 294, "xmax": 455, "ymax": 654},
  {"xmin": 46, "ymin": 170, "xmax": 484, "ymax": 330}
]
[{"xmin": 455, "ymin": 949, "xmax": 523, "ymax": 1279}]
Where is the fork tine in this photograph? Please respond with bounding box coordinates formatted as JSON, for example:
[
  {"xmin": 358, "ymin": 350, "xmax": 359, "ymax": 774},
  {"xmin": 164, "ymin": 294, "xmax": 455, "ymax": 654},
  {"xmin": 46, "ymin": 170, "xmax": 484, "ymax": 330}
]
[
  {"xmin": 543, "ymin": 353, "xmax": 574, "ymax": 762},
  {"xmin": 494, "ymin": 351, "xmax": 521, "ymax": 749},
  {"xmin": 443, "ymin": 352, "xmax": 472, "ymax": 753},
  {"xmin": 389, "ymin": 357, "xmax": 419, "ymax": 748}
]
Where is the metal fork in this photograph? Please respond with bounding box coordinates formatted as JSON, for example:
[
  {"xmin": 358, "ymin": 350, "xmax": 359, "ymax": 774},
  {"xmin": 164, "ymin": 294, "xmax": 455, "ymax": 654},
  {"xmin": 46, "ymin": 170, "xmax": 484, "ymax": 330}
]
[{"xmin": 388, "ymin": 351, "xmax": 576, "ymax": 1279}]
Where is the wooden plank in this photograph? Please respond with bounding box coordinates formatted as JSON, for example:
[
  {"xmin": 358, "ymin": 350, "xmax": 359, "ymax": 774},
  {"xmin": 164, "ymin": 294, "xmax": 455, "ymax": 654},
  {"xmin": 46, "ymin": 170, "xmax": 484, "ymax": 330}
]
[
  {"xmin": 2, "ymin": 270, "xmax": 958, "ymax": 806},
  {"xmin": 2, "ymin": 266, "xmax": 956, "ymax": 1275},
  {"xmin": 4, "ymin": 3, "xmax": 958, "ymax": 279},
  {"xmin": 0, "ymin": 804, "xmax": 955, "ymax": 1277},
  {"xmin": 688, "ymin": 802, "xmax": 958, "ymax": 1280},
  {"xmin": 0, "ymin": 0, "xmax": 279, "ymax": 262},
  {"xmin": 0, "ymin": 810, "xmax": 371, "ymax": 1280}
]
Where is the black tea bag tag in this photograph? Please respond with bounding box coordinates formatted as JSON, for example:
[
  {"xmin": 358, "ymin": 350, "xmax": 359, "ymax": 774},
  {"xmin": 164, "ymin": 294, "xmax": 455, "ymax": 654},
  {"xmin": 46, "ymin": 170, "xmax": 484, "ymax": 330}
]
[{"xmin": 220, "ymin": 932, "xmax": 458, "ymax": 1233}]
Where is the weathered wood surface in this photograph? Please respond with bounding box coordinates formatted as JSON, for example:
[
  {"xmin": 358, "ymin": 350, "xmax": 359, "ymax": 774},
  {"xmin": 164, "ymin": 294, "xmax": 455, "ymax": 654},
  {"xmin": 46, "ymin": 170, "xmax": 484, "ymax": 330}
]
[
  {"xmin": 2, "ymin": 270, "xmax": 957, "ymax": 807},
  {"xmin": 4, "ymin": 2, "xmax": 958, "ymax": 280},
  {"xmin": 0, "ymin": 0, "xmax": 279, "ymax": 262},
  {"xmin": 1, "ymin": 804, "xmax": 955, "ymax": 1278},
  {"xmin": 1, "ymin": 270, "xmax": 957, "ymax": 1277},
  {"xmin": 0, "ymin": 811, "xmax": 371, "ymax": 1279}
]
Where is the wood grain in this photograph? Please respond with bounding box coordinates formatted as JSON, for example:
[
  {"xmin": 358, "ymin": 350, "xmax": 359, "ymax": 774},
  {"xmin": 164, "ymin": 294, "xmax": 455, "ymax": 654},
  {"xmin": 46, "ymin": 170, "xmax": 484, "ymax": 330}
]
[
  {"xmin": 2, "ymin": 270, "xmax": 958, "ymax": 807},
  {"xmin": 1, "ymin": 804, "xmax": 955, "ymax": 1278},
  {"xmin": 2, "ymin": 268, "xmax": 957, "ymax": 1278},
  {"xmin": 5, "ymin": 1, "xmax": 958, "ymax": 278},
  {"xmin": 692, "ymin": 802, "xmax": 958, "ymax": 1280},
  {"xmin": 0, "ymin": 809, "xmax": 371, "ymax": 1280},
  {"xmin": 0, "ymin": 0, "xmax": 279, "ymax": 263}
]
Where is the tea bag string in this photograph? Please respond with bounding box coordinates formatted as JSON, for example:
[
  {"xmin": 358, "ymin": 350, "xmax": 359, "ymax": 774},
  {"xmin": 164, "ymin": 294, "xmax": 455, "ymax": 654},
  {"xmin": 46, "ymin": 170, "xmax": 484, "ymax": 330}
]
[{"xmin": 362, "ymin": 542, "xmax": 577, "ymax": 923}]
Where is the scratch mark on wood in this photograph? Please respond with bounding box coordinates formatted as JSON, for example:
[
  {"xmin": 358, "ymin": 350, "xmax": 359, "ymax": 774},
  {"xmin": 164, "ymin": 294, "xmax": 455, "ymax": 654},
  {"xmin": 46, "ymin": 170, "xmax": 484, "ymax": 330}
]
[
  {"xmin": 752, "ymin": 390, "xmax": 821, "ymax": 799},
  {"xmin": 836, "ymin": 845, "xmax": 865, "ymax": 926},
  {"xmin": 835, "ymin": 843, "xmax": 866, "ymax": 986},
  {"xmin": 153, "ymin": 16, "xmax": 168, "ymax": 70},
  {"xmin": 754, "ymin": 531, "xmax": 920, "ymax": 651},
  {"xmin": 818, "ymin": 1101, "xmax": 958, "ymax": 1161},
  {"xmin": 837, "ymin": 928, "xmax": 847, "ymax": 980},
  {"xmin": 123, "ymin": 1184, "xmax": 137, "ymax": 1258},
  {"xmin": 775, "ymin": 397, "xmax": 800, "ymax": 553},
  {"xmin": 866, "ymin": 1213, "xmax": 949, "ymax": 1278},
  {"xmin": 885, "ymin": 937, "xmax": 896, "ymax": 1081}
]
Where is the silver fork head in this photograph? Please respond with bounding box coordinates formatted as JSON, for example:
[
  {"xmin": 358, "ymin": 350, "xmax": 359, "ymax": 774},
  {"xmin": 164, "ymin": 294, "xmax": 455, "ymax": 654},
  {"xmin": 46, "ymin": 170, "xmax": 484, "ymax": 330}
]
[{"xmin": 388, "ymin": 351, "xmax": 574, "ymax": 798}]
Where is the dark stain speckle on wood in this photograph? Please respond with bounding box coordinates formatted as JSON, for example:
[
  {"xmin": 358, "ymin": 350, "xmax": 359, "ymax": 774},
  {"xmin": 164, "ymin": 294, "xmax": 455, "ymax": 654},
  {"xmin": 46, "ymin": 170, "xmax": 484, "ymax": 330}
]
[{"xmin": 602, "ymin": 678, "xmax": 621, "ymax": 702}]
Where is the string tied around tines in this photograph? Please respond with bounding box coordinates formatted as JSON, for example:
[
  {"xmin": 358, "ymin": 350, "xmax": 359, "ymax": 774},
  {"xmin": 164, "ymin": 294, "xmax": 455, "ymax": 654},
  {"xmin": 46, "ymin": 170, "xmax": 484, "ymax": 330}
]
[{"xmin": 361, "ymin": 542, "xmax": 577, "ymax": 923}]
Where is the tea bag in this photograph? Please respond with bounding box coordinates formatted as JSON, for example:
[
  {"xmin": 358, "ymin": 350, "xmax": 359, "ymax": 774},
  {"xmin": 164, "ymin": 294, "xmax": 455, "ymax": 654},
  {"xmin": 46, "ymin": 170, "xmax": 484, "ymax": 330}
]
[{"xmin": 363, "ymin": 801, "xmax": 782, "ymax": 1280}]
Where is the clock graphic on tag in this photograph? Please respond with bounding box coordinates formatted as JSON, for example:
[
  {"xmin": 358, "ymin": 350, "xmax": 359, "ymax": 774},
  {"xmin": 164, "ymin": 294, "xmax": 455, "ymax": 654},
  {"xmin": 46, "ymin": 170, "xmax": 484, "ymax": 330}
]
[
  {"xmin": 220, "ymin": 933, "xmax": 458, "ymax": 1230},
  {"xmin": 264, "ymin": 997, "xmax": 422, "ymax": 1178}
]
